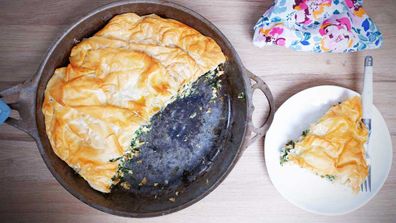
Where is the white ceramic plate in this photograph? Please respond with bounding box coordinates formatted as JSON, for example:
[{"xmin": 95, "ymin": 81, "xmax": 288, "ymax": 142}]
[{"xmin": 264, "ymin": 85, "xmax": 392, "ymax": 215}]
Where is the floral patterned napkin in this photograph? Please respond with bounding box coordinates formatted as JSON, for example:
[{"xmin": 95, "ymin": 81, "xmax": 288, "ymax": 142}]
[{"xmin": 253, "ymin": 0, "xmax": 383, "ymax": 53}]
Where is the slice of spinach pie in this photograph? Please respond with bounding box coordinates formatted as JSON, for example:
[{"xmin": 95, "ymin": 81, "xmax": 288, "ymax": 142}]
[{"xmin": 280, "ymin": 96, "xmax": 369, "ymax": 192}]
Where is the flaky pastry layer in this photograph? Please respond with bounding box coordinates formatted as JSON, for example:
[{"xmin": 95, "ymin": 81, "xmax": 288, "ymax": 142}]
[{"xmin": 42, "ymin": 13, "xmax": 225, "ymax": 192}]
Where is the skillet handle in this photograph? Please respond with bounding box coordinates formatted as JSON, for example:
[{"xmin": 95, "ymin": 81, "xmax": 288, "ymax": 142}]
[
  {"xmin": 244, "ymin": 69, "xmax": 275, "ymax": 147},
  {"xmin": 0, "ymin": 81, "xmax": 36, "ymax": 136}
]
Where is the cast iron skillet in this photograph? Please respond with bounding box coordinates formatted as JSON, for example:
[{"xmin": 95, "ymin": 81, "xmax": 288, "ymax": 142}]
[{"xmin": 0, "ymin": 0, "xmax": 275, "ymax": 217}]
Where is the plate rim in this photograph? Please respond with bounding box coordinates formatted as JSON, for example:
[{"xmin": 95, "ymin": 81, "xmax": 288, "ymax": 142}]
[{"xmin": 264, "ymin": 85, "xmax": 393, "ymax": 216}]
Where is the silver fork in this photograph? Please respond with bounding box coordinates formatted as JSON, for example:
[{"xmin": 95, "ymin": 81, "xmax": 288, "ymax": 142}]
[{"xmin": 361, "ymin": 56, "xmax": 373, "ymax": 192}]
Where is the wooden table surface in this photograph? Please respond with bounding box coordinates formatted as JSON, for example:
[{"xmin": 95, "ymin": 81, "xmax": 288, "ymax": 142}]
[{"xmin": 0, "ymin": 0, "xmax": 395, "ymax": 222}]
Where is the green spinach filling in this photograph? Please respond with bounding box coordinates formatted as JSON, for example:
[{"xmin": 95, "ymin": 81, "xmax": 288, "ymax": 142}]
[
  {"xmin": 279, "ymin": 129, "xmax": 309, "ymax": 165},
  {"xmin": 321, "ymin": 174, "xmax": 336, "ymax": 182},
  {"xmin": 280, "ymin": 140, "xmax": 295, "ymax": 165}
]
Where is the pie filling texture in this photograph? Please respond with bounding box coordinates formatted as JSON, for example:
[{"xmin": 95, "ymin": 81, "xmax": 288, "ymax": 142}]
[
  {"xmin": 280, "ymin": 96, "xmax": 368, "ymax": 192},
  {"xmin": 42, "ymin": 13, "xmax": 226, "ymax": 193}
]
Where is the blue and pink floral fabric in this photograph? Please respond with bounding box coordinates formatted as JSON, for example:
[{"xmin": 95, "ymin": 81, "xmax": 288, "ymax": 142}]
[{"xmin": 253, "ymin": 0, "xmax": 383, "ymax": 53}]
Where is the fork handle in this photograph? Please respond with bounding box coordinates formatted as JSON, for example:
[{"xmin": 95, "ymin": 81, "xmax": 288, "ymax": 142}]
[{"xmin": 362, "ymin": 56, "xmax": 373, "ymax": 120}]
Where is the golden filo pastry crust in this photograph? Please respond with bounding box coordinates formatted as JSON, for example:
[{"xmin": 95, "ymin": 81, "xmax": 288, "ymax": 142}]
[
  {"xmin": 42, "ymin": 13, "xmax": 225, "ymax": 193},
  {"xmin": 286, "ymin": 96, "xmax": 368, "ymax": 192}
]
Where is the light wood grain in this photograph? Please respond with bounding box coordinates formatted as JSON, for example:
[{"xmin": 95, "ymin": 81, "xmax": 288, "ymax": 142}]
[{"xmin": 0, "ymin": 0, "xmax": 395, "ymax": 222}]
